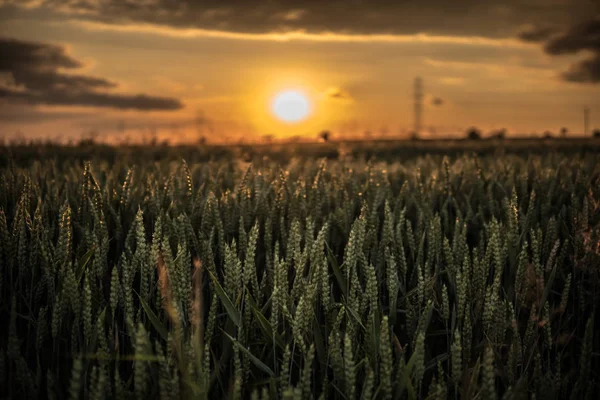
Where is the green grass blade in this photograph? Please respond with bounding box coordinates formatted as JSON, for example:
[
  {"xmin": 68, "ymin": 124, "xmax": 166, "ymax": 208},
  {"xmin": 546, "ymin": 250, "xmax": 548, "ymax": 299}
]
[
  {"xmin": 136, "ymin": 291, "xmax": 168, "ymax": 341},
  {"xmin": 76, "ymin": 246, "xmax": 96, "ymax": 282},
  {"xmin": 208, "ymin": 268, "xmax": 241, "ymax": 327},
  {"xmin": 223, "ymin": 331, "xmax": 275, "ymax": 377}
]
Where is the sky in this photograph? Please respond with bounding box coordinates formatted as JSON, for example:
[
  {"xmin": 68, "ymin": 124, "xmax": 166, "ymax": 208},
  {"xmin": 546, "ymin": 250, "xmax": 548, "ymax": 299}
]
[{"xmin": 0, "ymin": 0, "xmax": 599, "ymax": 143}]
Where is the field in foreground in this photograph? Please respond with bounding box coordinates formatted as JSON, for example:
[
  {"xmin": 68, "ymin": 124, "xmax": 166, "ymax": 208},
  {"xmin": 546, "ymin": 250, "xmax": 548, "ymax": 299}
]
[{"xmin": 1, "ymin": 146, "xmax": 599, "ymax": 399}]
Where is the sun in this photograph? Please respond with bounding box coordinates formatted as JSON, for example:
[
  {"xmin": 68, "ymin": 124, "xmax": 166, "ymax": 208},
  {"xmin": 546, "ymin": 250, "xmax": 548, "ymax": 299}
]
[{"xmin": 271, "ymin": 90, "xmax": 311, "ymax": 123}]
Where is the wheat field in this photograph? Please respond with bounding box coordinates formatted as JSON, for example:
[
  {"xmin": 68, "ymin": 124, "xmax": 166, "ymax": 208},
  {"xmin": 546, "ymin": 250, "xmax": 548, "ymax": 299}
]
[{"xmin": 0, "ymin": 147, "xmax": 599, "ymax": 399}]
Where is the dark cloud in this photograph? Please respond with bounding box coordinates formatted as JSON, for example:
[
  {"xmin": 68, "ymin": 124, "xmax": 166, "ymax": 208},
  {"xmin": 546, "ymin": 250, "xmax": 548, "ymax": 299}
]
[
  {"xmin": 0, "ymin": 103, "xmax": 94, "ymax": 123},
  {"xmin": 560, "ymin": 54, "xmax": 600, "ymax": 83},
  {"xmin": 525, "ymin": 17, "xmax": 600, "ymax": 84},
  {"xmin": 12, "ymin": 69, "xmax": 116, "ymax": 92},
  {"xmin": 324, "ymin": 87, "xmax": 352, "ymax": 101},
  {"xmin": 0, "ymin": 86, "xmax": 183, "ymax": 110},
  {"xmin": 1, "ymin": 0, "xmax": 597, "ymax": 39},
  {"xmin": 0, "ymin": 36, "xmax": 183, "ymax": 110},
  {"xmin": 544, "ymin": 18, "xmax": 600, "ymax": 55},
  {"xmin": 0, "ymin": 36, "xmax": 80, "ymax": 70},
  {"xmin": 517, "ymin": 26, "xmax": 559, "ymax": 42}
]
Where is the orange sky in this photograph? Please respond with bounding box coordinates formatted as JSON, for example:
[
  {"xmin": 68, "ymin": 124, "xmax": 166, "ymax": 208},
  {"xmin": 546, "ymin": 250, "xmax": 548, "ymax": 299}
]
[{"xmin": 1, "ymin": 1, "xmax": 599, "ymax": 143}]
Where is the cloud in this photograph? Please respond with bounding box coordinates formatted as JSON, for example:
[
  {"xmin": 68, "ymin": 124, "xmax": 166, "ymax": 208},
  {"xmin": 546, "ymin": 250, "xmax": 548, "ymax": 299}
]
[
  {"xmin": 0, "ymin": 103, "xmax": 94, "ymax": 123},
  {"xmin": 439, "ymin": 77, "xmax": 466, "ymax": 86},
  {"xmin": 0, "ymin": 36, "xmax": 183, "ymax": 109},
  {"xmin": 560, "ymin": 54, "xmax": 600, "ymax": 83},
  {"xmin": 0, "ymin": 86, "xmax": 183, "ymax": 109},
  {"xmin": 12, "ymin": 69, "xmax": 116, "ymax": 92},
  {"xmin": 277, "ymin": 9, "xmax": 307, "ymax": 22},
  {"xmin": 1, "ymin": 0, "xmax": 596, "ymax": 40},
  {"xmin": 424, "ymin": 58, "xmax": 506, "ymax": 73},
  {"xmin": 323, "ymin": 87, "xmax": 353, "ymax": 103},
  {"xmin": 517, "ymin": 25, "xmax": 559, "ymax": 42},
  {"xmin": 68, "ymin": 20, "xmax": 533, "ymax": 48},
  {"xmin": 535, "ymin": 17, "xmax": 600, "ymax": 83},
  {"xmin": 0, "ymin": 36, "xmax": 80, "ymax": 69},
  {"xmin": 544, "ymin": 18, "xmax": 600, "ymax": 55}
]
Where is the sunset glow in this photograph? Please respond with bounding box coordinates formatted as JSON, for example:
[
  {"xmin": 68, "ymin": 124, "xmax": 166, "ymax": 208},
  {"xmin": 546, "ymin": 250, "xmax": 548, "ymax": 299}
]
[{"xmin": 0, "ymin": 1, "xmax": 598, "ymax": 143}]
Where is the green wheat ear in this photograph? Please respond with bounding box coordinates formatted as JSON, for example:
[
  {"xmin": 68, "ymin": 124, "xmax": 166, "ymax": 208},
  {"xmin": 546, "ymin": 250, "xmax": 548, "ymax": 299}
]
[
  {"xmin": 483, "ymin": 345, "xmax": 497, "ymax": 400},
  {"xmin": 379, "ymin": 315, "xmax": 393, "ymax": 400},
  {"xmin": 2, "ymin": 149, "xmax": 600, "ymax": 399}
]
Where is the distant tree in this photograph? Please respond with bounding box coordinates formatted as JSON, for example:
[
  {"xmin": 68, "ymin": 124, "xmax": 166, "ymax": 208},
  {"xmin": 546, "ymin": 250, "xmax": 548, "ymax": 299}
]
[
  {"xmin": 489, "ymin": 128, "xmax": 506, "ymax": 139},
  {"xmin": 12, "ymin": 130, "xmax": 26, "ymax": 145},
  {"xmin": 466, "ymin": 127, "xmax": 482, "ymax": 140},
  {"xmin": 409, "ymin": 131, "xmax": 419, "ymax": 141},
  {"xmin": 262, "ymin": 135, "xmax": 274, "ymax": 144},
  {"xmin": 593, "ymin": 129, "xmax": 600, "ymax": 139},
  {"xmin": 197, "ymin": 136, "xmax": 207, "ymax": 146},
  {"xmin": 543, "ymin": 131, "xmax": 553, "ymax": 139},
  {"xmin": 560, "ymin": 127, "xmax": 568, "ymax": 137},
  {"xmin": 78, "ymin": 130, "xmax": 98, "ymax": 147},
  {"xmin": 144, "ymin": 127, "xmax": 158, "ymax": 146},
  {"xmin": 319, "ymin": 130, "xmax": 331, "ymax": 143}
]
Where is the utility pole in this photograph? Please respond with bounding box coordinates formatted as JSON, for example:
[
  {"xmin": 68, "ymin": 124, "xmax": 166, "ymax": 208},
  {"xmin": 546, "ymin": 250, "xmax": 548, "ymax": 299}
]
[
  {"xmin": 414, "ymin": 77, "xmax": 423, "ymax": 136},
  {"xmin": 584, "ymin": 106, "xmax": 590, "ymax": 136}
]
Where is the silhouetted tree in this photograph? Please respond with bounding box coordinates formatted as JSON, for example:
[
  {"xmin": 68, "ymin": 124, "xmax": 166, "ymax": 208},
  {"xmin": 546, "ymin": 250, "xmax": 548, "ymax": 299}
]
[
  {"xmin": 78, "ymin": 130, "xmax": 98, "ymax": 147},
  {"xmin": 319, "ymin": 130, "xmax": 331, "ymax": 143},
  {"xmin": 143, "ymin": 127, "xmax": 158, "ymax": 146},
  {"xmin": 490, "ymin": 128, "xmax": 506, "ymax": 139},
  {"xmin": 262, "ymin": 135, "xmax": 274, "ymax": 144},
  {"xmin": 466, "ymin": 127, "xmax": 482, "ymax": 140},
  {"xmin": 560, "ymin": 127, "xmax": 568, "ymax": 137},
  {"xmin": 593, "ymin": 129, "xmax": 600, "ymax": 138},
  {"xmin": 543, "ymin": 131, "xmax": 553, "ymax": 139},
  {"xmin": 197, "ymin": 136, "xmax": 207, "ymax": 146}
]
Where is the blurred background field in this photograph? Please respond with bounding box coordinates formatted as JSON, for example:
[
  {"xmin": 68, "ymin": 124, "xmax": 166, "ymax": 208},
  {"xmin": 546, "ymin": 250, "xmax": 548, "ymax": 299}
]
[{"xmin": 3, "ymin": 136, "xmax": 600, "ymax": 167}]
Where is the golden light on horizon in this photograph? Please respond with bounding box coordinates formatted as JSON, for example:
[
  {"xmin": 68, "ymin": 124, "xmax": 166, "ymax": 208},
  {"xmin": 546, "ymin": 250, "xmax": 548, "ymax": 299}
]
[{"xmin": 270, "ymin": 90, "xmax": 311, "ymax": 123}]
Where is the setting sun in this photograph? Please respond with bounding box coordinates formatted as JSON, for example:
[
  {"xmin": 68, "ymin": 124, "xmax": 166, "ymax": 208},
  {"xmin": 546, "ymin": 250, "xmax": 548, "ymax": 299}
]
[{"xmin": 271, "ymin": 90, "xmax": 311, "ymax": 123}]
